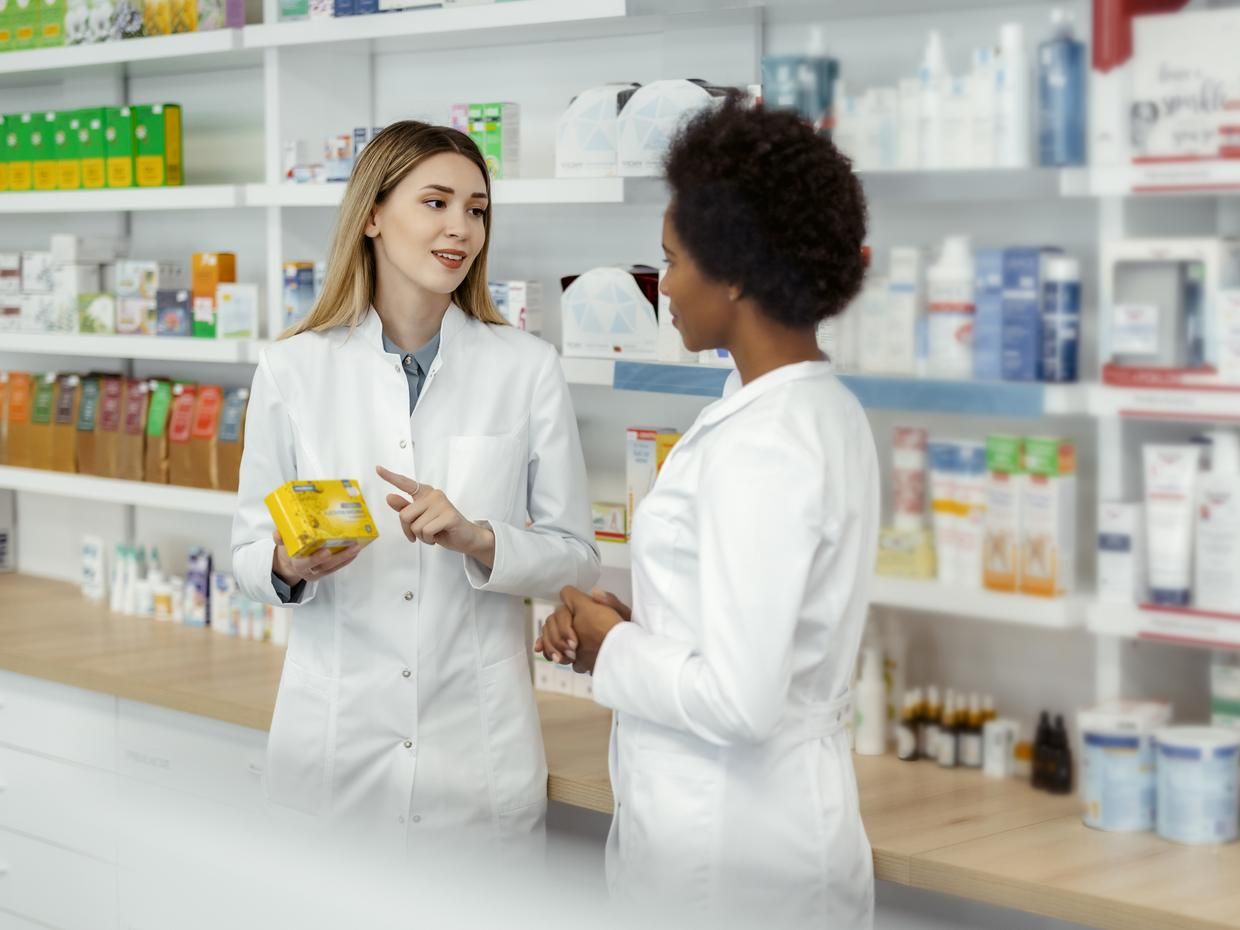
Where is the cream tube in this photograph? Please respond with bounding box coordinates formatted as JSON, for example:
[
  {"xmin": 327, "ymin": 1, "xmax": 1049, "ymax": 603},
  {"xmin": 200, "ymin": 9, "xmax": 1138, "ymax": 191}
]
[{"xmin": 1143, "ymin": 444, "xmax": 1203, "ymax": 606}]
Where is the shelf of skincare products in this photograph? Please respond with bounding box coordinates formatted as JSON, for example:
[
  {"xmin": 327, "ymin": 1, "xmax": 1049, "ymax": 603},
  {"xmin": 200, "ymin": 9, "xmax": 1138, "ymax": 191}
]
[
  {"xmin": 0, "ymin": 184, "xmax": 244, "ymax": 213},
  {"xmin": 0, "ymin": 29, "xmax": 246, "ymax": 80},
  {"xmin": 868, "ymin": 576, "xmax": 1087, "ymax": 629},
  {"xmin": 243, "ymin": 0, "xmax": 625, "ymax": 50},
  {"xmin": 856, "ymin": 168, "xmax": 1092, "ymax": 203},
  {"xmin": 245, "ymin": 177, "xmax": 658, "ymax": 208},
  {"xmin": 2, "ymin": 243, "xmax": 261, "ymax": 341},
  {"xmin": 1090, "ymin": 385, "xmax": 1240, "ymax": 424},
  {"xmin": 0, "ymin": 332, "xmax": 261, "ymax": 363},
  {"xmin": 0, "ymin": 466, "xmax": 236, "ymax": 515}
]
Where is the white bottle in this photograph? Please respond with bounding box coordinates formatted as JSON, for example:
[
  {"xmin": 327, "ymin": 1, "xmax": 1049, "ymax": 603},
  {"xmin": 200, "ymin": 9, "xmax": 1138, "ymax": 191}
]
[
  {"xmin": 121, "ymin": 547, "xmax": 138, "ymax": 616},
  {"xmin": 970, "ymin": 46, "xmax": 998, "ymax": 168},
  {"xmin": 109, "ymin": 544, "xmax": 126, "ymax": 613},
  {"xmin": 854, "ymin": 647, "xmax": 887, "ymax": 756},
  {"xmin": 897, "ymin": 78, "xmax": 922, "ymax": 171},
  {"xmin": 833, "ymin": 83, "xmax": 860, "ymax": 163},
  {"xmin": 882, "ymin": 613, "xmax": 907, "ymax": 743},
  {"xmin": 873, "ymin": 87, "xmax": 899, "ymax": 171},
  {"xmin": 942, "ymin": 75, "xmax": 972, "ymax": 169},
  {"xmin": 927, "ymin": 236, "xmax": 976, "ymax": 377},
  {"xmin": 917, "ymin": 31, "xmax": 948, "ymax": 170},
  {"xmin": 1195, "ymin": 430, "xmax": 1240, "ymax": 613},
  {"xmin": 995, "ymin": 23, "xmax": 1032, "ymax": 168}
]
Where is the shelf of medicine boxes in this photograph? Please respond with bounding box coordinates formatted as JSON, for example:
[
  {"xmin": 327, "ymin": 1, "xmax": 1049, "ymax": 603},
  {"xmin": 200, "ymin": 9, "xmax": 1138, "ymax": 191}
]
[
  {"xmin": 0, "ymin": 185, "xmax": 247, "ymax": 214},
  {"xmin": 1087, "ymin": 601, "xmax": 1240, "ymax": 650},
  {"xmin": 857, "ymin": 167, "xmax": 1092, "ymax": 202},
  {"xmin": 241, "ymin": 0, "xmax": 626, "ymax": 52},
  {"xmin": 0, "ymin": 29, "xmax": 251, "ymax": 83},
  {"xmin": 560, "ymin": 357, "xmax": 1093, "ymax": 416},
  {"xmin": 0, "ymin": 465, "xmax": 237, "ymax": 516},
  {"xmin": 1090, "ymin": 383, "xmax": 1240, "ymax": 424},
  {"xmin": 596, "ymin": 541, "xmax": 1086, "ymax": 629},
  {"xmin": 245, "ymin": 177, "xmax": 664, "ymax": 208},
  {"xmin": 1, "ymin": 333, "xmax": 265, "ymax": 364}
]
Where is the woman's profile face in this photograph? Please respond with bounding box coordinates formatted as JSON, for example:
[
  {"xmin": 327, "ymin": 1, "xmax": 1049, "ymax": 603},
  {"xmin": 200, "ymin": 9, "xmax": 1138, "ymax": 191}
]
[
  {"xmin": 659, "ymin": 209, "xmax": 735, "ymax": 353},
  {"xmin": 365, "ymin": 151, "xmax": 489, "ymax": 296}
]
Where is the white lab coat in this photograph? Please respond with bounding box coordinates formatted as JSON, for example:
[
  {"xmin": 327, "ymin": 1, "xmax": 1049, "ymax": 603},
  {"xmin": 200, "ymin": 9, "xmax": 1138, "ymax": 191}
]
[
  {"xmin": 231, "ymin": 305, "xmax": 599, "ymax": 848},
  {"xmin": 592, "ymin": 360, "xmax": 879, "ymax": 929}
]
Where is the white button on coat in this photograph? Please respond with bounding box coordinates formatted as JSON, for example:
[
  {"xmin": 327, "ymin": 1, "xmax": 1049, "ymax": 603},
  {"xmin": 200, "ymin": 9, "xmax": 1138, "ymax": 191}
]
[
  {"xmin": 592, "ymin": 361, "xmax": 880, "ymax": 927},
  {"xmin": 231, "ymin": 305, "xmax": 599, "ymax": 841}
]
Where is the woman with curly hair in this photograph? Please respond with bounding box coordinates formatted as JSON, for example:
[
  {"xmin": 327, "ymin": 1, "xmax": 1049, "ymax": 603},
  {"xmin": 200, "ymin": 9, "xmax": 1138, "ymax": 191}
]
[{"xmin": 539, "ymin": 97, "xmax": 879, "ymax": 927}]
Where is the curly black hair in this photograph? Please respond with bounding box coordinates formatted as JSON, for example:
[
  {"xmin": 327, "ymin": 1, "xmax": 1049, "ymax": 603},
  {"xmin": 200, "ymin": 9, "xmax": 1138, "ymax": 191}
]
[{"xmin": 664, "ymin": 95, "xmax": 868, "ymax": 327}]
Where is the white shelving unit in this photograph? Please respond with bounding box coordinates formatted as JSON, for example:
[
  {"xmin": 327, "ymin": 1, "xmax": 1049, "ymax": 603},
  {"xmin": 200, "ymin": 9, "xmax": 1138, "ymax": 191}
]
[
  {"xmin": 0, "ymin": 466, "xmax": 236, "ymax": 516},
  {"xmin": 1, "ymin": 333, "xmax": 262, "ymax": 364},
  {"xmin": 1088, "ymin": 602, "xmax": 1240, "ymax": 650},
  {"xmin": 0, "ymin": 185, "xmax": 247, "ymax": 213},
  {"xmin": 0, "ymin": 29, "xmax": 247, "ymax": 79},
  {"xmin": 246, "ymin": 177, "xmax": 656, "ymax": 208},
  {"xmin": 868, "ymin": 576, "xmax": 1088, "ymax": 630},
  {"xmin": 1090, "ymin": 384, "xmax": 1240, "ymax": 423}
]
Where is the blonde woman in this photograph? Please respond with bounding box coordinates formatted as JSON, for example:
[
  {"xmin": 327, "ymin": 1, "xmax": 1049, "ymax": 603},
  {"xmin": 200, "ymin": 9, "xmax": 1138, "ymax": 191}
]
[{"xmin": 231, "ymin": 121, "xmax": 599, "ymax": 844}]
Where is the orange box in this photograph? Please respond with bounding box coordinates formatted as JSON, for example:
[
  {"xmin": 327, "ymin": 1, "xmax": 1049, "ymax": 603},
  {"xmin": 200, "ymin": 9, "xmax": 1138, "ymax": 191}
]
[{"xmin": 190, "ymin": 252, "xmax": 236, "ymax": 339}]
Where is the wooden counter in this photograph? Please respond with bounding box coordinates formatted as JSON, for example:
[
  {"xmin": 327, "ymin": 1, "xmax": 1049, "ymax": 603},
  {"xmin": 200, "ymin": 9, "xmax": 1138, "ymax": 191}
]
[{"xmin": 2, "ymin": 574, "xmax": 1238, "ymax": 930}]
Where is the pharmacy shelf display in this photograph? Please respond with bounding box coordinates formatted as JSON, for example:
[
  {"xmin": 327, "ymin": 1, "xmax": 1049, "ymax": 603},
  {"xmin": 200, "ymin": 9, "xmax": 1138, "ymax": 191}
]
[
  {"xmin": 0, "ymin": 185, "xmax": 247, "ymax": 213},
  {"xmin": 1088, "ymin": 602, "xmax": 1240, "ymax": 651},
  {"xmin": 244, "ymin": 178, "xmax": 659, "ymax": 208},
  {"xmin": 1, "ymin": 333, "xmax": 262, "ymax": 364},
  {"xmin": 0, "ymin": 466, "xmax": 237, "ymax": 516},
  {"xmin": 1090, "ymin": 385, "xmax": 1240, "ymax": 424}
]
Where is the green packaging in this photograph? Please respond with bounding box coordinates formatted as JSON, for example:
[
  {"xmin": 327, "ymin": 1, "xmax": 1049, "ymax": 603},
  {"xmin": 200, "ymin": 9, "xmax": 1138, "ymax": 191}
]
[
  {"xmin": 104, "ymin": 106, "xmax": 135, "ymax": 188},
  {"xmin": 467, "ymin": 103, "xmax": 486, "ymax": 157},
  {"xmin": 54, "ymin": 111, "xmax": 80, "ymax": 190},
  {"xmin": 32, "ymin": 111, "xmax": 57, "ymax": 191},
  {"xmin": 985, "ymin": 434, "xmax": 1024, "ymax": 475},
  {"xmin": 0, "ymin": 0, "xmax": 14, "ymax": 52},
  {"xmin": 75, "ymin": 107, "xmax": 106, "ymax": 189},
  {"xmin": 37, "ymin": 0, "xmax": 62, "ymax": 46},
  {"xmin": 12, "ymin": 0, "xmax": 35, "ymax": 49},
  {"xmin": 480, "ymin": 101, "xmax": 519, "ymax": 180},
  {"xmin": 0, "ymin": 115, "xmax": 8, "ymax": 193},
  {"xmin": 133, "ymin": 103, "xmax": 182, "ymax": 187}
]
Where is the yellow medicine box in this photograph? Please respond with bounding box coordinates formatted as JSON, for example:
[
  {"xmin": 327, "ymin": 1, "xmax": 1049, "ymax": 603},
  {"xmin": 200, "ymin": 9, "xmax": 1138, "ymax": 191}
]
[{"xmin": 265, "ymin": 479, "xmax": 379, "ymax": 559}]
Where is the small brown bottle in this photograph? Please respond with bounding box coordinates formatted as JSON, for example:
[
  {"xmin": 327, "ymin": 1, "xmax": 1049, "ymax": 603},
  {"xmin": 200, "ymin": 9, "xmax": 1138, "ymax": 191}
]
[{"xmin": 936, "ymin": 693, "xmax": 959, "ymax": 768}]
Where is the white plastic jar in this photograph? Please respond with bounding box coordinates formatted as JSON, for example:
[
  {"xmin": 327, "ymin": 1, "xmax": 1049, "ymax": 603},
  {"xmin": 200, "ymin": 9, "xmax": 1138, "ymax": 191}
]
[
  {"xmin": 1079, "ymin": 703, "xmax": 1169, "ymax": 832},
  {"xmin": 1155, "ymin": 727, "xmax": 1240, "ymax": 846}
]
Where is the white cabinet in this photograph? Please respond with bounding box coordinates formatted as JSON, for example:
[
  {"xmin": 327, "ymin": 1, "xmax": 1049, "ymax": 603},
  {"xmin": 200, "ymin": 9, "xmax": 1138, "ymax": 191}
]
[
  {"xmin": 0, "ymin": 671, "xmax": 115, "ymax": 770},
  {"xmin": 0, "ymin": 745, "xmax": 117, "ymax": 861},
  {"xmin": 0, "ymin": 830, "xmax": 117, "ymax": 930}
]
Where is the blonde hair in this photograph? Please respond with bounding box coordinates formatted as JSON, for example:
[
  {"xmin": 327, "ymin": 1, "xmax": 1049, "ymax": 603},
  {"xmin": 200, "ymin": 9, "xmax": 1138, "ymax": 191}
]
[{"xmin": 284, "ymin": 121, "xmax": 505, "ymax": 338}]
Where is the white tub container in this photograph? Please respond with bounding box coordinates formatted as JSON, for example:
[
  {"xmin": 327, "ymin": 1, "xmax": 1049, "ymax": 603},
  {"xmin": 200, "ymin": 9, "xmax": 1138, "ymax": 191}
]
[
  {"xmin": 1078, "ymin": 701, "xmax": 1171, "ymax": 832},
  {"xmin": 1155, "ymin": 727, "xmax": 1240, "ymax": 845}
]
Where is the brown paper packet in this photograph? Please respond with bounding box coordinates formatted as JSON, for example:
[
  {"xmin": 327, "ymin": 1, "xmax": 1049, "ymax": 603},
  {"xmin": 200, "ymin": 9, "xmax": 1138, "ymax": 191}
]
[
  {"xmin": 187, "ymin": 384, "xmax": 222, "ymax": 490},
  {"xmin": 116, "ymin": 379, "xmax": 149, "ymax": 482},
  {"xmin": 144, "ymin": 380, "xmax": 175, "ymax": 485},
  {"xmin": 95, "ymin": 376, "xmax": 125, "ymax": 478},
  {"xmin": 5, "ymin": 373, "xmax": 32, "ymax": 469},
  {"xmin": 75, "ymin": 375, "xmax": 101, "ymax": 476},
  {"xmin": 0, "ymin": 373, "xmax": 9, "ymax": 465},
  {"xmin": 28, "ymin": 373, "xmax": 57, "ymax": 470},
  {"xmin": 166, "ymin": 383, "xmax": 197, "ymax": 487},
  {"xmin": 51, "ymin": 374, "xmax": 82, "ymax": 473}
]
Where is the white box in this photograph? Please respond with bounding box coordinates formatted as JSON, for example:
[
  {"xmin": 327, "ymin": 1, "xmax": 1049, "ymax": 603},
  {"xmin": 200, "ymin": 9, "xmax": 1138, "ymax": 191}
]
[
  {"xmin": 886, "ymin": 248, "xmax": 922, "ymax": 374},
  {"xmin": 1098, "ymin": 501, "xmax": 1145, "ymax": 605},
  {"xmin": 216, "ymin": 283, "xmax": 260, "ymax": 339},
  {"xmin": 489, "ymin": 280, "xmax": 542, "ymax": 334},
  {"xmin": 561, "ymin": 267, "xmax": 658, "ymax": 359},
  {"xmin": 1019, "ymin": 438, "xmax": 1076, "ymax": 597},
  {"xmin": 618, "ymin": 80, "xmax": 727, "ymax": 177},
  {"xmin": 0, "ymin": 491, "xmax": 14, "ymax": 573},
  {"xmin": 0, "ymin": 295, "xmax": 20, "ymax": 331},
  {"xmin": 52, "ymin": 264, "xmax": 101, "ymax": 334},
  {"xmin": 556, "ymin": 83, "xmax": 639, "ymax": 179},
  {"xmin": 0, "ymin": 253, "xmax": 20, "ymax": 293},
  {"xmin": 20, "ymin": 294, "xmax": 57, "ymax": 332},
  {"xmin": 655, "ymin": 267, "xmax": 695, "ymax": 364},
  {"xmin": 626, "ymin": 427, "xmax": 679, "ymax": 531},
  {"xmin": 20, "ymin": 251, "xmax": 54, "ymax": 293},
  {"xmin": 1220, "ymin": 290, "xmax": 1240, "ymax": 383},
  {"xmin": 49, "ymin": 233, "xmax": 127, "ymax": 266}
]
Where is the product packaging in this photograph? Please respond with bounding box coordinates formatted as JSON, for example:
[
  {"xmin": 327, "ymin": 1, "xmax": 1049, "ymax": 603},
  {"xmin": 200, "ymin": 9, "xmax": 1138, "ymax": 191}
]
[{"xmin": 266, "ymin": 479, "xmax": 380, "ymax": 558}]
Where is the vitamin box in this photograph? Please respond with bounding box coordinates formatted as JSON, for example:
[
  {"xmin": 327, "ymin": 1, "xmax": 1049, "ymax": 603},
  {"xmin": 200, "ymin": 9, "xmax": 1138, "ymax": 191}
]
[{"xmin": 266, "ymin": 479, "xmax": 379, "ymax": 559}]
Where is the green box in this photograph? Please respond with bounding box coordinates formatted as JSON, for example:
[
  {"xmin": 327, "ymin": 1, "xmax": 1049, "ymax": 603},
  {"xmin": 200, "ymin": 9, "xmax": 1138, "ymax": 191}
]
[
  {"xmin": 0, "ymin": 0, "xmax": 14, "ymax": 52},
  {"xmin": 32, "ymin": 111, "xmax": 57, "ymax": 190},
  {"xmin": 4, "ymin": 114, "xmax": 31, "ymax": 192},
  {"xmin": 466, "ymin": 103, "xmax": 486, "ymax": 158},
  {"xmin": 985, "ymin": 434, "xmax": 1024, "ymax": 475},
  {"xmin": 37, "ymin": 0, "xmax": 62, "ymax": 46},
  {"xmin": 12, "ymin": 0, "xmax": 35, "ymax": 49},
  {"xmin": 1024, "ymin": 437, "xmax": 1076, "ymax": 477},
  {"xmin": 0, "ymin": 116, "xmax": 8, "ymax": 193},
  {"xmin": 104, "ymin": 106, "xmax": 135, "ymax": 188},
  {"xmin": 53, "ymin": 111, "xmax": 80, "ymax": 190},
  {"xmin": 132, "ymin": 103, "xmax": 182, "ymax": 187},
  {"xmin": 480, "ymin": 101, "xmax": 519, "ymax": 180},
  {"xmin": 75, "ymin": 107, "xmax": 106, "ymax": 190}
]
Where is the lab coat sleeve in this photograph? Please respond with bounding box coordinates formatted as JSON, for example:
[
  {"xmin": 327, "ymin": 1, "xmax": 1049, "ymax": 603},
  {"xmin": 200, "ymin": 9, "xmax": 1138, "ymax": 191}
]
[
  {"xmin": 230, "ymin": 354, "xmax": 320, "ymax": 607},
  {"xmin": 464, "ymin": 345, "xmax": 600, "ymax": 600},
  {"xmin": 593, "ymin": 427, "xmax": 825, "ymax": 746}
]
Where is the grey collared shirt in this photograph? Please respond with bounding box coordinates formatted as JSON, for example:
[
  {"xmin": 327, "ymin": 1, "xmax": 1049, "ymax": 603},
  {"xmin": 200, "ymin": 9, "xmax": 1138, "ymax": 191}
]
[{"xmin": 271, "ymin": 326, "xmax": 442, "ymax": 605}]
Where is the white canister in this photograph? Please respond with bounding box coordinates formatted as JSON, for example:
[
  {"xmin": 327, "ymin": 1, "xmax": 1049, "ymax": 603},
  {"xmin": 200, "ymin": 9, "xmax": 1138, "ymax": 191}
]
[
  {"xmin": 1079, "ymin": 702, "xmax": 1170, "ymax": 833},
  {"xmin": 1155, "ymin": 727, "xmax": 1240, "ymax": 846},
  {"xmin": 983, "ymin": 719, "xmax": 1019, "ymax": 778}
]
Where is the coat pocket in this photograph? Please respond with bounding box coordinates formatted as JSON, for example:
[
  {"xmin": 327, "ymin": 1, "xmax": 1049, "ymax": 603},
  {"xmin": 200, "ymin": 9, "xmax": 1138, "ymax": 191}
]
[
  {"xmin": 265, "ymin": 661, "xmax": 334, "ymax": 816},
  {"xmin": 479, "ymin": 651, "xmax": 547, "ymax": 815},
  {"xmin": 445, "ymin": 429, "xmax": 525, "ymax": 524}
]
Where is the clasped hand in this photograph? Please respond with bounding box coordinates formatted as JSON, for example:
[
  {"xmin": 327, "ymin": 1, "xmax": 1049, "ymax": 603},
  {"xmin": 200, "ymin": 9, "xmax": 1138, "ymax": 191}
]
[{"xmin": 536, "ymin": 586, "xmax": 631, "ymax": 675}]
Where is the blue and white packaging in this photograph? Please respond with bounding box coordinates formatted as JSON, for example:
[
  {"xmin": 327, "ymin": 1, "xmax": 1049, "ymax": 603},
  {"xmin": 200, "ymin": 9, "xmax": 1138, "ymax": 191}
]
[
  {"xmin": 1079, "ymin": 701, "xmax": 1171, "ymax": 833},
  {"xmin": 1001, "ymin": 247, "xmax": 1060, "ymax": 381},
  {"xmin": 972, "ymin": 249, "xmax": 1004, "ymax": 381},
  {"xmin": 555, "ymin": 83, "xmax": 640, "ymax": 179},
  {"xmin": 1041, "ymin": 255, "xmax": 1081, "ymax": 383},
  {"xmin": 561, "ymin": 267, "xmax": 658, "ymax": 359},
  {"xmin": 1155, "ymin": 727, "xmax": 1240, "ymax": 846}
]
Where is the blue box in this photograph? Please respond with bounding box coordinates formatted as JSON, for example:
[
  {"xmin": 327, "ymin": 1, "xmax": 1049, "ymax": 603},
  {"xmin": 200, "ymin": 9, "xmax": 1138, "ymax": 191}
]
[
  {"xmin": 356, "ymin": 0, "xmax": 377, "ymax": 15},
  {"xmin": 155, "ymin": 288, "xmax": 192, "ymax": 336},
  {"xmin": 333, "ymin": 0, "xmax": 355, "ymax": 14},
  {"xmin": 1000, "ymin": 247, "xmax": 1059, "ymax": 381},
  {"xmin": 973, "ymin": 248, "xmax": 1004, "ymax": 381}
]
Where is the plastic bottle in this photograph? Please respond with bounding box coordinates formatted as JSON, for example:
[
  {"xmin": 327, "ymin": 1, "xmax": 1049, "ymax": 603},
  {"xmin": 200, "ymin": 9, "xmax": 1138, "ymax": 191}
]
[
  {"xmin": 937, "ymin": 693, "xmax": 960, "ymax": 768},
  {"xmin": 917, "ymin": 31, "xmax": 948, "ymax": 170},
  {"xmin": 109, "ymin": 545, "xmax": 126, "ymax": 614},
  {"xmin": 897, "ymin": 693, "xmax": 920, "ymax": 761},
  {"xmin": 922, "ymin": 685, "xmax": 943, "ymax": 761},
  {"xmin": 1037, "ymin": 8, "xmax": 1086, "ymax": 167},
  {"xmin": 927, "ymin": 236, "xmax": 976, "ymax": 377},
  {"xmin": 882, "ymin": 613, "xmax": 907, "ymax": 743},
  {"xmin": 969, "ymin": 46, "xmax": 998, "ymax": 168},
  {"xmin": 854, "ymin": 647, "xmax": 888, "ymax": 756},
  {"xmin": 1195, "ymin": 431, "xmax": 1240, "ymax": 612},
  {"xmin": 1041, "ymin": 255, "xmax": 1081, "ymax": 383},
  {"xmin": 148, "ymin": 546, "xmax": 163, "ymax": 587},
  {"xmin": 961, "ymin": 693, "xmax": 984, "ymax": 769},
  {"xmin": 995, "ymin": 23, "xmax": 1031, "ymax": 168},
  {"xmin": 897, "ymin": 77, "xmax": 921, "ymax": 170}
]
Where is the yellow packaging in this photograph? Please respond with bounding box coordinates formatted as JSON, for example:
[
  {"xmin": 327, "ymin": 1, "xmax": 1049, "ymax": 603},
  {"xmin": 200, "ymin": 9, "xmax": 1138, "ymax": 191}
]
[
  {"xmin": 875, "ymin": 527, "xmax": 938, "ymax": 580},
  {"xmin": 265, "ymin": 479, "xmax": 379, "ymax": 559}
]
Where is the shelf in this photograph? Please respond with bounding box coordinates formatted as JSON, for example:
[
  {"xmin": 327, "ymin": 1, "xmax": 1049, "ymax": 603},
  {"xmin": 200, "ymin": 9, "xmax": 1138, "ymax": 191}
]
[
  {"xmin": 246, "ymin": 177, "xmax": 655, "ymax": 208},
  {"xmin": 0, "ymin": 333, "xmax": 260, "ymax": 364},
  {"xmin": 1088, "ymin": 602, "xmax": 1240, "ymax": 650},
  {"xmin": 858, "ymin": 168, "xmax": 1091, "ymax": 203},
  {"xmin": 1091, "ymin": 384, "xmax": 1240, "ymax": 423},
  {"xmin": 0, "ymin": 29, "xmax": 248, "ymax": 83},
  {"xmin": 0, "ymin": 185, "xmax": 247, "ymax": 214},
  {"xmin": 243, "ymin": 0, "xmax": 625, "ymax": 51},
  {"xmin": 868, "ymin": 576, "xmax": 1087, "ymax": 629},
  {"xmin": 0, "ymin": 466, "xmax": 237, "ymax": 516},
  {"xmin": 561, "ymin": 357, "xmax": 731, "ymax": 397},
  {"xmin": 837, "ymin": 375, "xmax": 1090, "ymax": 417}
]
